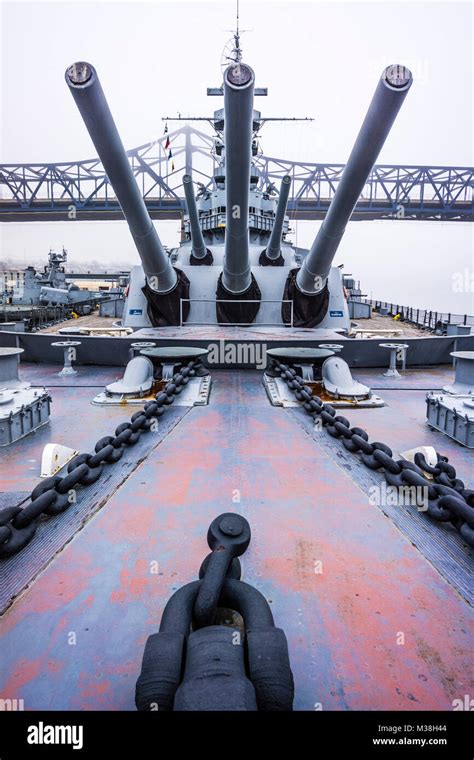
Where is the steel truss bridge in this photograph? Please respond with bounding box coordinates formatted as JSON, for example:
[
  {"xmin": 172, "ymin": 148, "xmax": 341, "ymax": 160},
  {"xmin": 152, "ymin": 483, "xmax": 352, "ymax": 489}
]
[{"xmin": 0, "ymin": 126, "xmax": 472, "ymax": 222}]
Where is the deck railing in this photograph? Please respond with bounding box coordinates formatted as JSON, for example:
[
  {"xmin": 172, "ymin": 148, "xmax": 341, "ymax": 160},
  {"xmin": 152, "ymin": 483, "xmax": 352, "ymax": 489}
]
[{"xmin": 363, "ymin": 299, "xmax": 474, "ymax": 331}]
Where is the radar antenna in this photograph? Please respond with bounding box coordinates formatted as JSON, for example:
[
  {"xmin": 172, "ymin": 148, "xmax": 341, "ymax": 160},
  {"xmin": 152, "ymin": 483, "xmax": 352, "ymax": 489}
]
[{"xmin": 221, "ymin": 0, "xmax": 248, "ymax": 71}]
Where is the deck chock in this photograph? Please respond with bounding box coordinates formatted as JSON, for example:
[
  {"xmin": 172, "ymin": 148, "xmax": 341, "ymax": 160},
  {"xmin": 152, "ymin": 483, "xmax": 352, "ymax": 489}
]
[
  {"xmin": 103, "ymin": 356, "xmax": 154, "ymax": 397},
  {"xmin": 40, "ymin": 443, "xmax": 79, "ymax": 477},
  {"xmin": 264, "ymin": 347, "xmax": 384, "ymax": 408},
  {"xmin": 399, "ymin": 446, "xmax": 438, "ymax": 477},
  {"xmin": 92, "ymin": 346, "xmax": 211, "ymax": 406},
  {"xmin": 135, "ymin": 513, "xmax": 294, "ymax": 711}
]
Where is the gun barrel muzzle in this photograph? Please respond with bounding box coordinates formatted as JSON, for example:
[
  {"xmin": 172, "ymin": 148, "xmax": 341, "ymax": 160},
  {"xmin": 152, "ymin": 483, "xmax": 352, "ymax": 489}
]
[{"xmin": 66, "ymin": 62, "xmax": 177, "ymax": 293}]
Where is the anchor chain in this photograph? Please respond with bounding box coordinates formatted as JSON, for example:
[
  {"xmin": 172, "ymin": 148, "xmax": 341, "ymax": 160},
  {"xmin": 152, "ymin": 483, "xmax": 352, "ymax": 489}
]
[
  {"xmin": 135, "ymin": 513, "xmax": 294, "ymax": 711},
  {"xmin": 0, "ymin": 359, "xmax": 202, "ymax": 559},
  {"xmin": 193, "ymin": 512, "xmax": 251, "ymax": 629},
  {"xmin": 273, "ymin": 359, "xmax": 474, "ymax": 547}
]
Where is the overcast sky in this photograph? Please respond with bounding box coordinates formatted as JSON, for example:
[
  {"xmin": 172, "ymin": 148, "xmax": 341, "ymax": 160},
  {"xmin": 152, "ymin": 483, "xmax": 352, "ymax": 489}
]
[{"xmin": 0, "ymin": 0, "xmax": 473, "ymax": 313}]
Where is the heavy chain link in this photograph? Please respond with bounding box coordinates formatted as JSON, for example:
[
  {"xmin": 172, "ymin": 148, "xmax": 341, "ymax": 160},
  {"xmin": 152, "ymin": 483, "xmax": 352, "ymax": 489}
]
[
  {"xmin": 193, "ymin": 512, "xmax": 251, "ymax": 628},
  {"xmin": 135, "ymin": 512, "xmax": 294, "ymax": 711},
  {"xmin": 0, "ymin": 359, "xmax": 202, "ymax": 559},
  {"xmin": 274, "ymin": 359, "xmax": 474, "ymax": 547}
]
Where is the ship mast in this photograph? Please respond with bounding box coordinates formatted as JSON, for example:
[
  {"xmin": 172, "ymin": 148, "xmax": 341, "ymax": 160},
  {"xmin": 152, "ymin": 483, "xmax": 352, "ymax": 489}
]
[{"xmin": 232, "ymin": 0, "xmax": 242, "ymax": 64}]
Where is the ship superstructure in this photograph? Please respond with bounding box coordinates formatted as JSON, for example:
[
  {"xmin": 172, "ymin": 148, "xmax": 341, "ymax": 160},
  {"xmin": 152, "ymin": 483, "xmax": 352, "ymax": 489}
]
[
  {"xmin": 64, "ymin": 26, "xmax": 411, "ymax": 334},
  {"xmin": 0, "ymin": 247, "xmax": 100, "ymax": 307}
]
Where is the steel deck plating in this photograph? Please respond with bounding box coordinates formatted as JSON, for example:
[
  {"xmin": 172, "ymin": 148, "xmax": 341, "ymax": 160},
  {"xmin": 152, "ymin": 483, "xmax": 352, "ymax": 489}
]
[{"xmin": 0, "ymin": 362, "xmax": 472, "ymax": 710}]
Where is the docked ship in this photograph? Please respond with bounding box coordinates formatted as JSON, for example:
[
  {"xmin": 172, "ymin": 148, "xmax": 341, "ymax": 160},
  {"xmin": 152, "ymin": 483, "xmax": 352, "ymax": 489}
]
[{"xmin": 0, "ymin": 247, "xmax": 101, "ymax": 307}]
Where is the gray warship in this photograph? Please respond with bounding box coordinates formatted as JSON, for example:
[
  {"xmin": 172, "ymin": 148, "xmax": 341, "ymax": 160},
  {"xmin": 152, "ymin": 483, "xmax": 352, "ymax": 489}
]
[
  {"xmin": 0, "ymin": 24, "xmax": 472, "ymax": 715},
  {"xmin": 0, "ymin": 247, "xmax": 101, "ymax": 307}
]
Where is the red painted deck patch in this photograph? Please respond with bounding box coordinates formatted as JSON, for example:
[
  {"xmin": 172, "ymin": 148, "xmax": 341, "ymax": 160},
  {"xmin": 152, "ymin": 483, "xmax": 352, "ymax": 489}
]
[{"xmin": 1, "ymin": 369, "xmax": 472, "ymax": 710}]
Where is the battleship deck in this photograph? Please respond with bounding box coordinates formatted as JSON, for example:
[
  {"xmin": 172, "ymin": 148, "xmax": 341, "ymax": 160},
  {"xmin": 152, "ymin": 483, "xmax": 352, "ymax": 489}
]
[
  {"xmin": 33, "ymin": 311, "xmax": 431, "ymax": 337},
  {"xmin": 1, "ymin": 362, "xmax": 472, "ymax": 710}
]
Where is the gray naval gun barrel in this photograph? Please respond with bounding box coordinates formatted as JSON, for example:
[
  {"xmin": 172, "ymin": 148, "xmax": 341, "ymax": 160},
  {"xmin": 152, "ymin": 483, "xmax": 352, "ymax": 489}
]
[
  {"xmin": 285, "ymin": 65, "xmax": 412, "ymax": 327},
  {"xmin": 66, "ymin": 62, "xmax": 189, "ymax": 325},
  {"xmin": 260, "ymin": 175, "xmax": 291, "ymax": 265},
  {"xmin": 216, "ymin": 62, "xmax": 261, "ymax": 324},
  {"xmin": 182, "ymin": 174, "xmax": 213, "ymax": 265}
]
